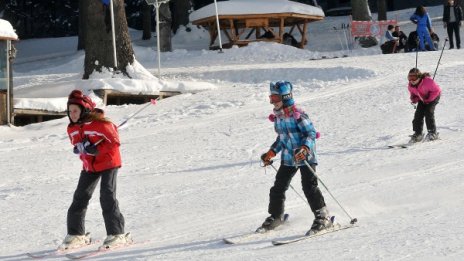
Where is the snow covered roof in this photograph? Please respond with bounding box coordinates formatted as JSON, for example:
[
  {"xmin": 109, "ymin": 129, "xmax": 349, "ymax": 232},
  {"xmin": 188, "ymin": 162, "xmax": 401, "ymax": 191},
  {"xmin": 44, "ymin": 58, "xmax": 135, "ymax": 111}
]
[
  {"xmin": 190, "ymin": 0, "xmax": 325, "ymax": 22},
  {"xmin": 0, "ymin": 19, "xmax": 18, "ymax": 40}
]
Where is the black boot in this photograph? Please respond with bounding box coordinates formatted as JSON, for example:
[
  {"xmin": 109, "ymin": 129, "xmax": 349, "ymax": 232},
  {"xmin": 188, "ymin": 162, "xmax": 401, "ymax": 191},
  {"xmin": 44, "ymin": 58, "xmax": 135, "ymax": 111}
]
[
  {"xmin": 257, "ymin": 215, "xmax": 284, "ymax": 233},
  {"xmin": 409, "ymin": 132, "xmax": 423, "ymax": 144},
  {"xmin": 425, "ymin": 131, "xmax": 439, "ymax": 141},
  {"xmin": 306, "ymin": 207, "xmax": 333, "ymax": 236}
]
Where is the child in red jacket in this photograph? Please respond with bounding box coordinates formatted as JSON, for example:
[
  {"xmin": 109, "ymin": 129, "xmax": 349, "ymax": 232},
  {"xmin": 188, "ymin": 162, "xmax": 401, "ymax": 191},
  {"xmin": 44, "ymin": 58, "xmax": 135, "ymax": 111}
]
[
  {"xmin": 407, "ymin": 68, "xmax": 442, "ymax": 143},
  {"xmin": 60, "ymin": 90, "xmax": 130, "ymax": 250}
]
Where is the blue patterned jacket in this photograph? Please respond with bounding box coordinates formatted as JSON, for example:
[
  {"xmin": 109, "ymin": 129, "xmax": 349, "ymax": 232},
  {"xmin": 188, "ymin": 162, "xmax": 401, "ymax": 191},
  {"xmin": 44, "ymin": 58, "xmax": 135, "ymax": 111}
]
[{"xmin": 270, "ymin": 108, "xmax": 317, "ymax": 167}]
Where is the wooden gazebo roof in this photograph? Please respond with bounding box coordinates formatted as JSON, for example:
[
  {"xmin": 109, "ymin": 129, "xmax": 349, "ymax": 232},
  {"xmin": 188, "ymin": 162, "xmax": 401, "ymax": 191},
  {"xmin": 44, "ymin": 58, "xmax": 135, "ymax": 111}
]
[{"xmin": 190, "ymin": 0, "xmax": 324, "ymax": 49}]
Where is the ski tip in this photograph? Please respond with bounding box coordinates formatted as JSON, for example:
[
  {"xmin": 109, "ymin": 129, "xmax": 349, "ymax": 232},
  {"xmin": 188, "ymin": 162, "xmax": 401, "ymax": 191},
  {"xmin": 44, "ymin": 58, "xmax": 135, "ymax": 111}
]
[{"xmin": 223, "ymin": 238, "xmax": 235, "ymax": 244}]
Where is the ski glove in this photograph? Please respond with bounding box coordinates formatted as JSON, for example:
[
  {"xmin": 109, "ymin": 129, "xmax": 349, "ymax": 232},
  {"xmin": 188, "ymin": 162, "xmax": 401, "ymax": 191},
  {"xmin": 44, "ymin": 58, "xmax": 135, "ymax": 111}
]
[
  {"xmin": 73, "ymin": 138, "xmax": 98, "ymax": 156},
  {"xmin": 261, "ymin": 150, "xmax": 276, "ymax": 166},
  {"xmin": 294, "ymin": 146, "xmax": 310, "ymax": 161},
  {"xmin": 83, "ymin": 143, "xmax": 98, "ymax": 156}
]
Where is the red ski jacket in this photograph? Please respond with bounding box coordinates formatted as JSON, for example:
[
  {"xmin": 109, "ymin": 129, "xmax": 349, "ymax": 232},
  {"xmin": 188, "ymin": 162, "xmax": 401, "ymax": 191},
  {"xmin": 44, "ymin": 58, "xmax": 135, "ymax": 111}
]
[{"xmin": 67, "ymin": 120, "xmax": 121, "ymax": 173}]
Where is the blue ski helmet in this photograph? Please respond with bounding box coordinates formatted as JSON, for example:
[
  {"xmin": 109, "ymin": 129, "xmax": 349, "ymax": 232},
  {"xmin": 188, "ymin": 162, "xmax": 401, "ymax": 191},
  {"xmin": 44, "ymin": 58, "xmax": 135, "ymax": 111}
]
[{"xmin": 270, "ymin": 81, "xmax": 294, "ymax": 106}]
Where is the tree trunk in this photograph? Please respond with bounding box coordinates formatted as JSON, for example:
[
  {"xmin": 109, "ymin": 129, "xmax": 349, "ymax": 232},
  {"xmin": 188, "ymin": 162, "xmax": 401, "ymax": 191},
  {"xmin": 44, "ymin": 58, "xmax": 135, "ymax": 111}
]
[
  {"xmin": 351, "ymin": 0, "xmax": 372, "ymax": 21},
  {"xmin": 326, "ymin": 0, "xmax": 338, "ymax": 9},
  {"xmin": 77, "ymin": 0, "xmax": 87, "ymax": 50},
  {"xmin": 170, "ymin": 0, "xmax": 192, "ymax": 33},
  {"xmin": 377, "ymin": 0, "xmax": 387, "ymax": 21},
  {"xmin": 0, "ymin": 1, "xmax": 5, "ymax": 12},
  {"xmin": 351, "ymin": 0, "xmax": 378, "ymax": 48},
  {"xmin": 83, "ymin": 0, "xmax": 134, "ymax": 79},
  {"xmin": 142, "ymin": 2, "xmax": 152, "ymax": 40},
  {"xmin": 159, "ymin": 3, "xmax": 172, "ymax": 52}
]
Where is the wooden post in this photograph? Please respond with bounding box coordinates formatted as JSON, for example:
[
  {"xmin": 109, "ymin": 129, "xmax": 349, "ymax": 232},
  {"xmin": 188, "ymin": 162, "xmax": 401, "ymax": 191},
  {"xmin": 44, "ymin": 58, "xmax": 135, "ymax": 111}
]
[
  {"xmin": 1, "ymin": 40, "xmax": 14, "ymax": 125},
  {"xmin": 229, "ymin": 19, "xmax": 237, "ymax": 44},
  {"xmin": 279, "ymin": 18, "xmax": 285, "ymax": 43},
  {"xmin": 0, "ymin": 90, "xmax": 7, "ymax": 125},
  {"xmin": 209, "ymin": 21, "xmax": 217, "ymax": 47},
  {"xmin": 300, "ymin": 20, "xmax": 308, "ymax": 48}
]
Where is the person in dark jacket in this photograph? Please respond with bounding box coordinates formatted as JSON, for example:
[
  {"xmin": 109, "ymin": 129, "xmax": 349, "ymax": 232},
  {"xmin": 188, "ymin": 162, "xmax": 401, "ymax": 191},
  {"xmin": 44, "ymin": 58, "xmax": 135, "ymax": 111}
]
[
  {"xmin": 407, "ymin": 31, "xmax": 419, "ymax": 52},
  {"xmin": 443, "ymin": 0, "xmax": 463, "ymax": 49},
  {"xmin": 392, "ymin": 26, "xmax": 408, "ymax": 52}
]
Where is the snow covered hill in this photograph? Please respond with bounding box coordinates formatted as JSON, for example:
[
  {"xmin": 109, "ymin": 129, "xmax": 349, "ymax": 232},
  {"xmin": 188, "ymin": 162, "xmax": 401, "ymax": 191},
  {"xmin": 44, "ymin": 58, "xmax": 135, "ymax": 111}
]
[{"xmin": 1, "ymin": 5, "xmax": 464, "ymax": 261}]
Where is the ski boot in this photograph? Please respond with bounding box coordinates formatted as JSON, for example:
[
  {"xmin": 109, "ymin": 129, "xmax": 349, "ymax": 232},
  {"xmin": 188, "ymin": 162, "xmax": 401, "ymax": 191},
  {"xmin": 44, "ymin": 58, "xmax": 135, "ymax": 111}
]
[
  {"xmin": 100, "ymin": 232, "xmax": 132, "ymax": 249},
  {"xmin": 425, "ymin": 131, "xmax": 439, "ymax": 141},
  {"xmin": 58, "ymin": 232, "xmax": 91, "ymax": 250},
  {"xmin": 256, "ymin": 214, "xmax": 286, "ymax": 233},
  {"xmin": 408, "ymin": 132, "xmax": 423, "ymax": 144},
  {"xmin": 306, "ymin": 207, "xmax": 333, "ymax": 236}
]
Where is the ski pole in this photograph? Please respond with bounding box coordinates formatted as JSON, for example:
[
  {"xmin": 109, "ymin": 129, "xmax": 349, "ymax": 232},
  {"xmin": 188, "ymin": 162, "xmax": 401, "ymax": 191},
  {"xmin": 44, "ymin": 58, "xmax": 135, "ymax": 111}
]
[
  {"xmin": 433, "ymin": 38, "xmax": 448, "ymax": 80},
  {"xmin": 268, "ymin": 163, "xmax": 311, "ymax": 208},
  {"xmin": 415, "ymin": 38, "xmax": 419, "ymax": 69},
  {"xmin": 302, "ymin": 159, "xmax": 358, "ymax": 224},
  {"xmin": 94, "ymin": 98, "xmax": 159, "ymax": 146},
  {"xmin": 118, "ymin": 98, "xmax": 159, "ymax": 128}
]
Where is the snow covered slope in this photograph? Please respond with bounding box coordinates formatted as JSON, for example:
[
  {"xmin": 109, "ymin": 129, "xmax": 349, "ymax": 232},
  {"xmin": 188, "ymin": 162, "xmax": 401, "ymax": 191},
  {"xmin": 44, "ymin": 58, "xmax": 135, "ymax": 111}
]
[{"xmin": 1, "ymin": 5, "xmax": 464, "ymax": 261}]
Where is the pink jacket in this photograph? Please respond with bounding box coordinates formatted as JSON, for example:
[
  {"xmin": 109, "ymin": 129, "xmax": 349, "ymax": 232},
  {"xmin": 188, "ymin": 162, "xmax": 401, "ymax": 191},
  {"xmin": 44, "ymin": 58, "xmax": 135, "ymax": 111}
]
[{"xmin": 408, "ymin": 76, "xmax": 441, "ymax": 104}]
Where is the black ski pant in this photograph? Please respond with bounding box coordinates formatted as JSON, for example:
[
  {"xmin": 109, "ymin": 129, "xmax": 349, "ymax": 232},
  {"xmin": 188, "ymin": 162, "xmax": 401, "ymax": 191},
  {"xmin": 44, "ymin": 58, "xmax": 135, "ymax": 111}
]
[
  {"xmin": 67, "ymin": 168, "xmax": 125, "ymax": 236},
  {"xmin": 412, "ymin": 96, "xmax": 440, "ymax": 135},
  {"xmin": 268, "ymin": 164, "xmax": 326, "ymax": 217},
  {"xmin": 446, "ymin": 22, "xmax": 461, "ymax": 49}
]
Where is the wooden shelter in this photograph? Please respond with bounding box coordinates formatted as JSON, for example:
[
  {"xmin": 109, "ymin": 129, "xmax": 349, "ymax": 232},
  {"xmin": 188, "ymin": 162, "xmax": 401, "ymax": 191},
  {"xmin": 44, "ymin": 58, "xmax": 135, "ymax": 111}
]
[
  {"xmin": 0, "ymin": 19, "xmax": 18, "ymax": 125},
  {"xmin": 12, "ymin": 90, "xmax": 181, "ymax": 126},
  {"xmin": 190, "ymin": 1, "xmax": 324, "ymax": 49}
]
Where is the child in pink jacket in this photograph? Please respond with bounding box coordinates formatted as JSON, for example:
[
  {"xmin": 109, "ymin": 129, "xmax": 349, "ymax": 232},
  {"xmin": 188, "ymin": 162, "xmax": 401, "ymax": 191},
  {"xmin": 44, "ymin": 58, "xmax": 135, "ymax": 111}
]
[{"xmin": 407, "ymin": 68, "xmax": 441, "ymax": 143}]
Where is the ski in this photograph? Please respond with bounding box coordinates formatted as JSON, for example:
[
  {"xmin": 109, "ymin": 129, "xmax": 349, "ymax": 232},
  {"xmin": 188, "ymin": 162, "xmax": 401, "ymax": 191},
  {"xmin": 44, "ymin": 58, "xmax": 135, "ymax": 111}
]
[
  {"xmin": 65, "ymin": 239, "xmax": 148, "ymax": 259},
  {"xmin": 223, "ymin": 214, "xmax": 289, "ymax": 244},
  {"xmin": 26, "ymin": 244, "xmax": 97, "ymax": 259},
  {"xmin": 389, "ymin": 133, "xmax": 440, "ymax": 149},
  {"xmin": 388, "ymin": 143, "xmax": 412, "ymax": 149},
  {"xmin": 65, "ymin": 247, "xmax": 110, "ymax": 260},
  {"xmin": 26, "ymin": 250, "xmax": 62, "ymax": 259},
  {"xmin": 26, "ymin": 235, "xmax": 98, "ymax": 259},
  {"xmin": 271, "ymin": 223, "xmax": 356, "ymax": 246}
]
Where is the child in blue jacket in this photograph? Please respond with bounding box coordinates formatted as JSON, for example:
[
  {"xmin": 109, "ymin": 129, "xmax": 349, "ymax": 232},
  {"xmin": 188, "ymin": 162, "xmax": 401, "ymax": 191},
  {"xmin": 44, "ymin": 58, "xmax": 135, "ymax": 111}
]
[{"xmin": 259, "ymin": 81, "xmax": 332, "ymax": 235}]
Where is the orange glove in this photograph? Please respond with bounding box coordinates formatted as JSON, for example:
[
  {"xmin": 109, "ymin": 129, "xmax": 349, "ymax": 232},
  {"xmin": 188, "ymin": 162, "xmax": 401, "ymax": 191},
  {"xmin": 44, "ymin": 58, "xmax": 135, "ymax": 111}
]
[
  {"xmin": 294, "ymin": 146, "xmax": 310, "ymax": 161},
  {"xmin": 260, "ymin": 150, "xmax": 276, "ymax": 166}
]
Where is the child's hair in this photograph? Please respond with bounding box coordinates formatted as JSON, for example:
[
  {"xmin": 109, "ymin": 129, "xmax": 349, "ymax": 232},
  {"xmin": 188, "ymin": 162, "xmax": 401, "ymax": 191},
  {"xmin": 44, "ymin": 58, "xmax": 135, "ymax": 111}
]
[
  {"xmin": 415, "ymin": 6, "xmax": 426, "ymax": 17},
  {"xmin": 409, "ymin": 68, "xmax": 431, "ymax": 79},
  {"xmin": 387, "ymin": 25, "xmax": 394, "ymax": 30},
  {"xmin": 82, "ymin": 108, "xmax": 112, "ymax": 123}
]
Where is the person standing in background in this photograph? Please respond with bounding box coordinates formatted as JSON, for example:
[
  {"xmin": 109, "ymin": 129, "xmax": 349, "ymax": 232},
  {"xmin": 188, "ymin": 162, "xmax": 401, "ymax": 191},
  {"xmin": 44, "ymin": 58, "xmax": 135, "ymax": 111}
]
[{"xmin": 443, "ymin": 0, "xmax": 463, "ymax": 49}]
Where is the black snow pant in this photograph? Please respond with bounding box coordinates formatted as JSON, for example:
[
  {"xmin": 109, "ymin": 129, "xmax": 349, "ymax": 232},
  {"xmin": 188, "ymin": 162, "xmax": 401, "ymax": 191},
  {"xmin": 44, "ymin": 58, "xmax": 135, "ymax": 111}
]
[
  {"xmin": 412, "ymin": 96, "xmax": 440, "ymax": 135},
  {"xmin": 67, "ymin": 168, "xmax": 125, "ymax": 236},
  {"xmin": 268, "ymin": 164, "xmax": 326, "ymax": 217},
  {"xmin": 447, "ymin": 22, "xmax": 461, "ymax": 49}
]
